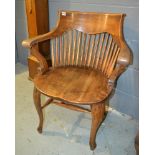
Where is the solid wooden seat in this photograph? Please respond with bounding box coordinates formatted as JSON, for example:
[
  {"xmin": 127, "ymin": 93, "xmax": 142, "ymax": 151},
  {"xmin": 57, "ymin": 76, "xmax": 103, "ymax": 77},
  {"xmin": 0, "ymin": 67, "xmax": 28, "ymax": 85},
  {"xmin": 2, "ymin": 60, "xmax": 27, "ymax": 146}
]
[
  {"xmin": 34, "ymin": 67, "xmax": 110, "ymax": 104},
  {"xmin": 22, "ymin": 11, "xmax": 132, "ymax": 150}
]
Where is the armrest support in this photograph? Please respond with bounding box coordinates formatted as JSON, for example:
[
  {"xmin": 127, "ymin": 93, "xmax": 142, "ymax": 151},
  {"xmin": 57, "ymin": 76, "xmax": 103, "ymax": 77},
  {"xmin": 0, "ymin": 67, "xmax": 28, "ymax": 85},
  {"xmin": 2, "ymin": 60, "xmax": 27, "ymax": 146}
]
[
  {"xmin": 22, "ymin": 36, "xmax": 50, "ymax": 74},
  {"xmin": 108, "ymin": 64, "xmax": 126, "ymax": 86},
  {"xmin": 22, "ymin": 30, "xmax": 56, "ymax": 74},
  {"xmin": 108, "ymin": 42, "xmax": 132, "ymax": 86},
  {"xmin": 30, "ymin": 45, "xmax": 49, "ymax": 74}
]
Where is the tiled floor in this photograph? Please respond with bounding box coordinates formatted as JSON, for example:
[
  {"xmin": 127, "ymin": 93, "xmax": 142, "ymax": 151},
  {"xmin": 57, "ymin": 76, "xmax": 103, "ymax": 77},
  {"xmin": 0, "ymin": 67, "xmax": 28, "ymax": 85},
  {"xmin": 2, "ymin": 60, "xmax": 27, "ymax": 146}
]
[{"xmin": 16, "ymin": 63, "xmax": 138, "ymax": 155}]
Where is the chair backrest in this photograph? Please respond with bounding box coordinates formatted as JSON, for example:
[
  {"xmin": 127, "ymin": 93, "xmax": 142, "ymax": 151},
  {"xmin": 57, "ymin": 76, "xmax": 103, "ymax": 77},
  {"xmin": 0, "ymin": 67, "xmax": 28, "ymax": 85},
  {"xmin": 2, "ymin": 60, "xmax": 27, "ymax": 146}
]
[{"xmin": 50, "ymin": 11, "xmax": 126, "ymax": 77}]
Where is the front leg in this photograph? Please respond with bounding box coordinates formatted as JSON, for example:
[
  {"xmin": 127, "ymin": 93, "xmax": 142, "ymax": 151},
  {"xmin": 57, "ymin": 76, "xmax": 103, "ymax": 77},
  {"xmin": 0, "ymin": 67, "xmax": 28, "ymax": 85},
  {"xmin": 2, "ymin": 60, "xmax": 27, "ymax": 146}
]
[
  {"xmin": 89, "ymin": 102, "xmax": 105, "ymax": 150},
  {"xmin": 33, "ymin": 87, "xmax": 43, "ymax": 133}
]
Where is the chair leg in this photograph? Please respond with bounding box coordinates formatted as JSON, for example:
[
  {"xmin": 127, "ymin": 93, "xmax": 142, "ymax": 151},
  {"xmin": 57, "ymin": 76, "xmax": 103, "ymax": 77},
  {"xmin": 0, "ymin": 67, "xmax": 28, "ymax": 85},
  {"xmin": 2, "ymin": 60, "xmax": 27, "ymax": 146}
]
[
  {"xmin": 33, "ymin": 87, "xmax": 43, "ymax": 133},
  {"xmin": 89, "ymin": 102, "xmax": 105, "ymax": 150}
]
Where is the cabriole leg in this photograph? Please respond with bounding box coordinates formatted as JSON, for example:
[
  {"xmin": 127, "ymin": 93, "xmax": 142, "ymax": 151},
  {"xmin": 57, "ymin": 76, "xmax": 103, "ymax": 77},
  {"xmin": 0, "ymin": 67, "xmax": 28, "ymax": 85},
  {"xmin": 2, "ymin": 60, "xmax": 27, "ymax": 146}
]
[
  {"xmin": 33, "ymin": 87, "xmax": 43, "ymax": 133},
  {"xmin": 89, "ymin": 102, "xmax": 105, "ymax": 150}
]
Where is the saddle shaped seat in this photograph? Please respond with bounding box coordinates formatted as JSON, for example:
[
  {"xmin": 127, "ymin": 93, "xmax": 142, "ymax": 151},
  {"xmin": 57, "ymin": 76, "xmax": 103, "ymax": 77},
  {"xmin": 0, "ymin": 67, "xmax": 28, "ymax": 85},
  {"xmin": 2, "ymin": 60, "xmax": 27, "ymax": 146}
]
[
  {"xmin": 34, "ymin": 66, "xmax": 110, "ymax": 104},
  {"xmin": 22, "ymin": 11, "xmax": 132, "ymax": 150}
]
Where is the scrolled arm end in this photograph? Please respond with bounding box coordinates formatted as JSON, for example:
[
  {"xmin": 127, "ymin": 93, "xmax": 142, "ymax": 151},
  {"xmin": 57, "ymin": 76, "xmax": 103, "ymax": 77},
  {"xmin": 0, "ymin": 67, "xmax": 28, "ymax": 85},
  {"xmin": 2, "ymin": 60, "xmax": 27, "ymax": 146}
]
[
  {"xmin": 22, "ymin": 39, "xmax": 34, "ymax": 48},
  {"xmin": 22, "ymin": 31, "xmax": 54, "ymax": 49},
  {"xmin": 22, "ymin": 34, "xmax": 46, "ymax": 49},
  {"xmin": 117, "ymin": 42, "xmax": 133, "ymax": 66}
]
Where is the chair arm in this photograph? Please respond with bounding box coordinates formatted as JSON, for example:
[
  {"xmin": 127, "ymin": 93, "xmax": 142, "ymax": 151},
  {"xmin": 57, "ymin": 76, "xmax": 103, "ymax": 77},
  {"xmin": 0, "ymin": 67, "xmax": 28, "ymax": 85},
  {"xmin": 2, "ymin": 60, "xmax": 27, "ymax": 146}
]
[
  {"xmin": 108, "ymin": 64, "xmax": 126, "ymax": 86},
  {"xmin": 108, "ymin": 42, "xmax": 132, "ymax": 86},
  {"xmin": 117, "ymin": 42, "xmax": 133, "ymax": 66},
  {"xmin": 22, "ymin": 33, "xmax": 51, "ymax": 74},
  {"xmin": 22, "ymin": 30, "xmax": 57, "ymax": 74},
  {"xmin": 22, "ymin": 31, "xmax": 53, "ymax": 48},
  {"xmin": 29, "ymin": 45, "xmax": 49, "ymax": 74}
]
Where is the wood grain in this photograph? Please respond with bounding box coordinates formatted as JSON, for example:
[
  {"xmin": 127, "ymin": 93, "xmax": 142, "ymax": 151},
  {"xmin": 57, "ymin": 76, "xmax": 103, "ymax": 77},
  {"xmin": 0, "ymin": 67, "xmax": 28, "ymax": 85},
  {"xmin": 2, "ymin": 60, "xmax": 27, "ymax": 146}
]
[
  {"xmin": 89, "ymin": 102, "xmax": 105, "ymax": 150},
  {"xmin": 33, "ymin": 87, "xmax": 43, "ymax": 133},
  {"xmin": 34, "ymin": 66, "xmax": 110, "ymax": 104}
]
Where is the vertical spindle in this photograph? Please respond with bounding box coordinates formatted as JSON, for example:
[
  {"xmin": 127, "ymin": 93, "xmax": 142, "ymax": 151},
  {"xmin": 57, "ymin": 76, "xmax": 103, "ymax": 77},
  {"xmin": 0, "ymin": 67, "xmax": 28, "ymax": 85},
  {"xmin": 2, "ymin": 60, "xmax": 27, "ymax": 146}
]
[
  {"xmin": 100, "ymin": 33, "xmax": 110, "ymax": 71},
  {"xmin": 107, "ymin": 46, "xmax": 120, "ymax": 77},
  {"xmin": 75, "ymin": 31, "xmax": 82, "ymax": 65},
  {"xmin": 51, "ymin": 39, "xmax": 55, "ymax": 67},
  {"xmin": 95, "ymin": 33, "xmax": 105, "ymax": 69},
  {"xmin": 84, "ymin": 35, "xmax": 91, "ymax": 66},
  {"xmin": 79, "ymin": 33, "xmax": 87, "ymax": 66},
  {"xmin": 72, "ymin": 30, "xmax": 77, "ymax": 65},
  {"xmin": 87, "ymin": 35, "xmax": 96, "ymax": 67},
  {"xmin": 92, "ymin": 34, "xmax": 101, "ymax": 68}
]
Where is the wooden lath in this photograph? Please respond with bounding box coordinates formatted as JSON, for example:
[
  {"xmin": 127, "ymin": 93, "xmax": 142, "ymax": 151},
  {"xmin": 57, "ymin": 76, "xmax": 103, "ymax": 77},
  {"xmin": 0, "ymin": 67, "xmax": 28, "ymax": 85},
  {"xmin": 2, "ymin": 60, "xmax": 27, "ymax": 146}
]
[
  {"xmin": 50, "ymin": 30, "xmax": 120, "ymax": 77},
  {"xmin": 42, "ymin": 98, "xmax": 91, "ymax": 113}
]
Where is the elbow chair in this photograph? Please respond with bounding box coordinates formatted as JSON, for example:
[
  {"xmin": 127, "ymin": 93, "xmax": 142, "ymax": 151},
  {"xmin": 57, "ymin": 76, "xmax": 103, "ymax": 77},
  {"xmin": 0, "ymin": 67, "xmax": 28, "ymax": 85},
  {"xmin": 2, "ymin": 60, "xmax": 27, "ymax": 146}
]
[{"xmin": 22, "ymin": 10, "xmax": 132, "ymax": 150}]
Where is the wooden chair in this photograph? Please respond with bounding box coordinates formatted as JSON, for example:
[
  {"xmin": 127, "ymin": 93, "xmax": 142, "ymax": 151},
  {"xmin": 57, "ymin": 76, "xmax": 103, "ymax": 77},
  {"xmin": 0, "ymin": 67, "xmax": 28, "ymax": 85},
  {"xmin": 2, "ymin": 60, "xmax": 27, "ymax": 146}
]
[{"xmin": 22, "ymin": 10, "xmax": 132, "ymax": 150}]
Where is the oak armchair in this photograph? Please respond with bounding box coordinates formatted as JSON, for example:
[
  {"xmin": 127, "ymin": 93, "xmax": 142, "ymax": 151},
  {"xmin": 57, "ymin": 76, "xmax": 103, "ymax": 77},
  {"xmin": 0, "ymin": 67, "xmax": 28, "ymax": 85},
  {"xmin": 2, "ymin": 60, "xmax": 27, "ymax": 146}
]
[{"xmin": 22, "ymin": 11, "xmax": 132, "ymax": 150}]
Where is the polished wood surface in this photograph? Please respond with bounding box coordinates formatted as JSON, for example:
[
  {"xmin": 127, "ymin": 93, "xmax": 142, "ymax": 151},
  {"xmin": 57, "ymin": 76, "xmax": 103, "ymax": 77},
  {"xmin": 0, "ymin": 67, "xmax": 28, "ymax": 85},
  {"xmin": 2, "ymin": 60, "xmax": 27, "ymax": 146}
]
[
  {"xmin": 28, "ymin": 55, "xmax": 51, "ymax": 80},
  {"xmin": 49, "ymin": 30, "xmax": 120, "ymax": 78},
  {"xmin": 90, "ymin": 103, "xmax": 105, "ymax": 150},
  {"xmin": 22, "ymin": 11, "xmax": 132, "ymax": 150},
  {"xmin": 33, "ymin": 87, "xmax": 43, "ymax": 133},
  {"xmin": 42, "ymin": 99, "xmax": 91, "ymax": 113},
  {"xmin": 27, "ymin": 55, "xmax": 40, "ymax": 80},
  {"xmin": 34, "ymin": 66, "xmax": 111, "ymax": 104},
  {"xmin": 22, "ymin": 11, "xmax": 132, "ymax": 76}
]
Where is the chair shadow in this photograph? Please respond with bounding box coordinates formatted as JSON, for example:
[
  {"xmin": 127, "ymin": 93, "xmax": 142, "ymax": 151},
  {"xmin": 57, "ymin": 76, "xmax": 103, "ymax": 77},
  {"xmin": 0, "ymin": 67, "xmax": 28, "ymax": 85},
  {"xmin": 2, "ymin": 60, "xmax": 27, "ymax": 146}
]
[
  {"xmin": 42, "ymin": 113, "xmax": 90, "ymax": 146},
  {"xmin": 42, "ymin": 103, "xmax": 109, "ymax": 153}
]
